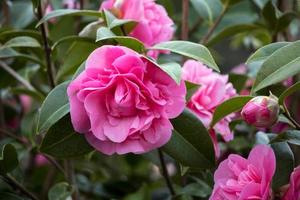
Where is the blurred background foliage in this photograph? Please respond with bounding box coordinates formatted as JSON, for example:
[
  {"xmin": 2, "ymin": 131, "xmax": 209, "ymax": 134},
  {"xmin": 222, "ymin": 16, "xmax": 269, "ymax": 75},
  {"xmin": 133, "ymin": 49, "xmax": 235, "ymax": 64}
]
[{"xmin": 0, "ymin": 0, "xmax": 300, "ymax": 199}]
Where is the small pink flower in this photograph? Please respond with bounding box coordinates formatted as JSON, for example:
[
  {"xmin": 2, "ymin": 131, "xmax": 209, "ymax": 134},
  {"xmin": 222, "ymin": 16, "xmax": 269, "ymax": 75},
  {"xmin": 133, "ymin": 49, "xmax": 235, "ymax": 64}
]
[
  {"xmin": 20, "ymin": 95, "xmax": 32, "ymax": 114},
  {"xmin": 182, "ymin": 60, "xmax": 237, "ymax": 148},
  {"xmin": 282, "ymin": 166, "xmax": 300, "ymax": 200},
  {"xmin": 35, "ymin": 154, "xmax": 49, "ymax": 166},
  {"xmin": 67, "ymin": 45, "xmax": 186, "ymax": 155},
  {"xmin": 63, "ymin": 0, "xmax": 80, "ymax": 9},
  {"xmin": 241, "ymin": 95, "xmax": 279, "ymax": 128},
  {"xmin": 100, "ymin": 0, "xmax": 174, "ymax": 58},
  {"xmin": 210, "ymin": 145, "xmax": 275, "ymax": 200}
]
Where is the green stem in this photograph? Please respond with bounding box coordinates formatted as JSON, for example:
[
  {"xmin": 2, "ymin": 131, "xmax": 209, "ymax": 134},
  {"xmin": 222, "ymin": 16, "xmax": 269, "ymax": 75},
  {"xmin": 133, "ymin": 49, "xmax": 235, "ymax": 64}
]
[{"xmin": 158, "ymin": 149, "xmax": 176, "ymax": 197}]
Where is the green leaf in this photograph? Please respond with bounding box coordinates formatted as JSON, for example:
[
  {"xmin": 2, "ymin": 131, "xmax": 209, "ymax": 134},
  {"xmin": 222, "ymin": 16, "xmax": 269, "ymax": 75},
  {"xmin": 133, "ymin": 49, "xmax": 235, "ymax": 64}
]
[
  {"xmin": 10, "ymin": 1, "xmax": 35, "ymax": 29},
  {"xmin": 228, "ymin": 73, "xmax": 248, "ymax": 93},
  {"xmin": 262, "ymin": 1, "xmax": 277, "ymax": 29},
  {"xmin": 9, "ymin": 88, "xmax": 44, "ymax": 102},
  {"xmin": 276, "ymin": 12, "xmax": 299, "ymax": 32},
  {"xmin": 36, "ymin": 9, "xmax": 103, "ymax": 27},
  {"xmin": 163, "ymin": 108, "xmax": 215, "ymax": 169},
  {"xmin": 180, "ymin": 181, "xmax": 212, "ymax": 198},
  {"xmin": 55, "ymin": 42, "xmax": 98, "ymax": 82},
  {"xmin": 210, "ymin": 96, "xmax": 253, "ymax": 127},
  {"xmin": 51, "ymin": 36, "xmax": 94, "ymax": 52},
  {"xmin": 0, "ymin": 30, "xmax": 42, "ymax": 43},
  {"xmin": 151, "ymin": 41, "xmax": 219, "ymax": 72},
  {"xmin": 79, "ymin": 21, "xmax": 104, "ymax": 39},
  {"xmin": 0, "ymin": 144, "xmax": 18, "ymax": 175},
  {"xmin": 0, "ymin": 48, "xmax": 45, "ymax": 66},
  {"xmin": 271, "ymin": 142, "xmax": 294, "ymax": 189},
  {"xmin": 190, "ymin": 0, "xmax": 223, "ymax": 23},
  {"xmin": 270, "ymin": 130, "xmax": 300, "ymax": 145},
  {"xmin": 48, "ymin": 182, "xmax": 73, "ymax": 200},
  {"xmin": 37, "ymin": 81, "xmax": 70, "ymax": 133},
  {"xmin": 279, "ymin": 81, "xmax": 300, "ymax": 105},
  {"xmin": 2, "ymin": 36, "xmax": 41, "ymax": 48},
  {"xmin": 252, "ymin": 40, "xmax": 300, "ymax": 93},
  {"xmin": 158, "ymin": 63, "xmax": 182, "ymax": 85},
  {"xmin": 221, "ymin": 0, "xmax": 242, "ymax": 6},
  {"xmin": 185, "ymin": 81, "xmax": 200, "ymax": 101},
  {"xmin": 96, "ymin": 27, "xmax": 145, "ymax": 53},
  {"xmin": 72, "ymin": 62, "xmax": 85, "ymax": 80},
  {"xmin": 40, "ymin": 115, "xmax": 93, "ymax": 158},
  {"xmin": 207, "ymin": 24, "xmax": 261, "ymax": 46},
  {"xmin": 124, "ymin": 185, "xmax": 151, "ymax": 200}
]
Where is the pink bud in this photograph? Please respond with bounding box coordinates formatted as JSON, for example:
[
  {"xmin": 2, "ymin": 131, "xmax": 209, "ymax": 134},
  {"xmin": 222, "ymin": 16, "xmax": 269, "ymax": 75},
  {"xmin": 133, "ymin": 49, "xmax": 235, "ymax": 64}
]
[{"xmin": 241, "ymin": 95, "xmax": 279, "ymax": 128}]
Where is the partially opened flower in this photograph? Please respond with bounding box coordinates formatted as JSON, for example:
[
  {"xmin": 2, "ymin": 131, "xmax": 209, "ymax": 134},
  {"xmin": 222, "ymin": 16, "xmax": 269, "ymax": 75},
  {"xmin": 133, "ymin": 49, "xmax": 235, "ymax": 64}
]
[
  {"xmin": 282, "ymin": 166, "xmax": 300, "ymax": 200},
  {"xmin": 100, "ymin": 0, "xmax": 174, "ymax": 58},
  {"xmin": 182, "ymin": 60, "xmax": 237, "ymax": 151},
  {"xmin": 67, "ymin": 45, "xmax": 186, "ymax": 155},
  {"xmin": 210, "ymin": 145, "xmax": 275, "ymax": 200}
]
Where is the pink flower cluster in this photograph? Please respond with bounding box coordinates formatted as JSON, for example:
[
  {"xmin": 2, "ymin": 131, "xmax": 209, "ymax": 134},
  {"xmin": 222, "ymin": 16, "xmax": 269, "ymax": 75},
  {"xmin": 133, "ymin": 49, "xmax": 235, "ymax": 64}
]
[
  {"xmin": 182, "ymin": 60, "xmax": 237, "ymax": 155},
  {"xmin": 67, "ymin": 45, "xmax": 186, "ymax": 155},
  {"xmin": 100, "ymin": 0, "xmax": 174, "ymax": 58}
]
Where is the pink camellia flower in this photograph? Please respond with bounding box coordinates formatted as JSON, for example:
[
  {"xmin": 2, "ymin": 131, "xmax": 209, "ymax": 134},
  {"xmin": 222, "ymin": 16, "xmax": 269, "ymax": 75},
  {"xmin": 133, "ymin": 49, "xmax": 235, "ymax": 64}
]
[
  {"xmin": 182, "ymin": 60, "xmax": 237, "ymax": 155},
  {"xmin": 282, "ymin": 166, "xmax": 300, "ymax": 200},
  {"xmin": 241, "ymin": 95, "xmax": 279, "ymax": 128},
  {"xmin": 210, "ymin": 144, "xmax": 276, "ymax": 200},
  {"xmin": 100, "ymin": 0, "xmax": 174, "ymax": 58},
  {"xmin": 67, "ymin": 45, "xmax": 186, "ymax": 155}
]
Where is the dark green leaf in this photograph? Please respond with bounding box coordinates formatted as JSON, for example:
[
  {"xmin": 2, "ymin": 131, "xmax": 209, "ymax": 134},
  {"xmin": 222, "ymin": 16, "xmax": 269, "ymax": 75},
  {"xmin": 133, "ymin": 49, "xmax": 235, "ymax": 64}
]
[
  {"xmin": 221, "ymin": 0, "xmax": 242, "ymax": 6},
  {"xmin": 185, "ymin": 81, "xmax": 200, "ymax": 101},
  {"xmin": 0, "ymin": 48, "xmax": 45, "ymax": 66},
  {"xmin": 228, "ymin": 73, "xmax": 248, "ymax": 93},
  {"xmin": 159, "ymin": 63, "xmax": 182, "ymax": 85},
  {"xmin": 151, "ymin": 41, "xmax": 219, "ymax": 72},
  {"xmin": 163, "ymin": 108, "xmax": 215, "ymax": 169},
  {"xmin": 96, "ymin": 27, "xmax": 145, "ymax": 53},
  {"xmin": 190, "ymin": 0, "xmax": 223, "ymax": 23},
  {"xmin": 124, "ymin": 185, "xmax": 151, "ymax": 200},
  {"xmin": 0, "ymin": 192, "xmax": 25, "ymax": 200},
  {"xmin": 37, "ymin": 81, "xmax": 70, "ymax": 133},
  {"xmin": 40, "ymin": 115, "xmax": 93, "ymax": 158},
  {"xmin": 0, "ymin": 30, "xmax": 42, "ymax": 43},
  {"xmin": 180, "ymin": 181, "xmax": 211, "ymax": 198},
  {"xmin": 276, "ymin": 12, "xmax": 299, "ymax": 32},
  {"xmin": 3, "ymin": 36, "xmax": 41, "ymax": 48},
  {"xmin": 210, "ymin": 96, "xmax": 253, "ymax": 127},
  {"xmin": 0, "ymin": 144, "xmax": 18, "ymax": 175},
  {"xmin": 36, "ymin": 9, "xmax": 103, "ymax": 27},
  {"xmin": 51, "ymin": 36, "xmax": 94, "ymax": 52},
  {"xmin": 9, "ymin": 88, "xmax": 44, "ymax": 102},
  {"xmin": 252, "ymin": 40, "xmax": 300, "ymax": 93},
  {"xmin": 279, "ymin": 81, "xmax": 300, "ymax": 105},
  {"xmin": 271, "ymin": 142, "xmax": 294, "ymax": 189},
  {"xmin": 48, "ymin": 182, "xmax": 73, "ymax": 200},
  {"xmin": 262, "ymin": 1, "xmax": 277, "ymax": 29},
  {"xmin": 270, "ymin": 130, "xmax": 300, "ymax": 145}
]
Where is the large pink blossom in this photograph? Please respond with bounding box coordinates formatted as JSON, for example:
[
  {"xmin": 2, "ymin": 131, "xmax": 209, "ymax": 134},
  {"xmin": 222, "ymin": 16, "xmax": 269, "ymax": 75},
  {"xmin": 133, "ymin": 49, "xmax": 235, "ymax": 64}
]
[
  {"xmin": 100, "ymin": 0, "xmax": 174, "ymax": 58},
  {"xmin": 182, "ymin": 60, "xmax": 236, "ymax": 144},
  {"xmin": 67, "ymin": 45, "xmax": 186, "ymax": 155},
  {"xmin": 210, "ymin": 145, "xmax": 275, "ymax": 200},
  {"xmin": 282, "ymin": 166, "xmax": 300, "ymax": 200}
]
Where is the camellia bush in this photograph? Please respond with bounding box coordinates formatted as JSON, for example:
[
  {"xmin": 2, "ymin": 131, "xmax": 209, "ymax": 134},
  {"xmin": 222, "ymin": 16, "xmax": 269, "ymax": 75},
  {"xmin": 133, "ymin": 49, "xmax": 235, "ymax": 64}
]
[{"xmin": 1, "ymin": 0, "xmax": 300, "ymax": 199}]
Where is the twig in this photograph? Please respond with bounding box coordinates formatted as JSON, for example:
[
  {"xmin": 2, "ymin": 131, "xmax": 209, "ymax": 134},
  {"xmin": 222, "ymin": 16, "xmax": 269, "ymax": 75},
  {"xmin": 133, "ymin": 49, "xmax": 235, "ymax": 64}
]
[
  {"xmin": 0, "ymin": 61, "xmax": 35, "ymax": 91},
  {"xmin": 0, "ymin": 128, "xmax": 28, "ymax": 144},
  {"xmin": 0, "ymin": 93, "xmax": 5, "ymax": 129},
  {"xmin": 79, "ymin": 0, "xmax": 84, "ymax": 10},
  {"xmin": 181, "ymin": 0, "xmax": 189, "ymax": 40},
  {"xmin": 65, "ymin": 160, "xmax": 80, "ymax": 200},
  {"xmin": 36, "ymin": 3, "xmax": 55, "ymax": 88},
  {"xmin": 43, "ymin": 154, "xmax": 67, "ymax": 178},
  {"xmin": 282, "ymin": 104, "xmax": 300, "ymax": 130},
  {"xmin": 2, "ymin": 0, "xmax": 10, "ymax": 25},
  {"xmin": 189, "ymin": 18, "xmax": 203, "ymax": 36},
  {"xmin": 158, "ymin": 149, "xmax": 175, "ymax": 197},
  {"xmin": 2, "ymin": 174, "xmax": 39, "ymax": 200},
  {"xmin": 201, "ymin": 4, "xmax": 229, "ymax": 45}
]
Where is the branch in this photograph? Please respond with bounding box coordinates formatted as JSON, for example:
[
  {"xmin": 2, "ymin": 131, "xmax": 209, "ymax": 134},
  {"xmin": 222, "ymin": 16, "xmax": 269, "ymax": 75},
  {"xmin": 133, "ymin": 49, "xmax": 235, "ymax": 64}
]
[
  {"xmin": 158, "ymin": 149, "xmax": 176, "ymax": 197},
  {"xmin": 64, "ymin": 160, "xmax": 80, "ymax": 200},
  {"xmin": 201, "ymin": 4, "xmax": 229, "ymax": 45},
  {"xmin": 36, "ymin": 3, "xmax": 55, "ymax": 88},
  {"xmin": 282, "ymin": 104, "xmax": 300, "ymax": 130},
  {"xmin": 0, "ymin": 61, "xmax": 35, "ymax": 91},
  {"xmin": 181, "ymin": 0, "xmax": 189, "ymax": 40},
  {"xmin": 2, "ymin": 174, "xmax": 39, "ymax": 200}
]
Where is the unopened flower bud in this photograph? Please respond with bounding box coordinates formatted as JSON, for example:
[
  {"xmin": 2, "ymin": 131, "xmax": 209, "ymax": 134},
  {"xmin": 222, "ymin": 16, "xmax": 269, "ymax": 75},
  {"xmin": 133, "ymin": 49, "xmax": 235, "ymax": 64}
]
[{"xmin": 241, "ymin": 95, "xmax": 279, "ymax": 128}]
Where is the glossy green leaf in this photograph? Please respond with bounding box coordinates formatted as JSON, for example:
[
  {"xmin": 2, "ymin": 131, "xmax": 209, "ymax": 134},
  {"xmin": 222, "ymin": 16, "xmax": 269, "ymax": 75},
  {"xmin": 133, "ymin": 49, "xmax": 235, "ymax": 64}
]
[
  {"xmin": 2, "ymin": 36, "xmax": 40, "ymax": 48},
  {"xmin": 180, "ymin": 181, "xmax": 211, "ymax": 198},
  {"xmin": 0, "ymin": 48, "xmax": 45, "ymax": 66},
  {"xmin": 276, "ymin": 12, "xmax": 299, "ymax": 32},
  {"xmin": 55, "ymin": 42, "xmax": 98, "ymax": 82},
  {"xmin": 207, "ymin": 24, "xmax": 261, "ymax": 46},
  {"xmin": 159, "ymin": 62, "xmax": 182, "ymax": 85},
  {"xmin": 190, "ymin": 0, "xmax": 223, "ymax": 23},
  {"xmin": 36, "ymin": 9, "xmax": 103, "ymax": 27},
  {"xmin": 0, "ymin": 144, "xmax": 18, "ymax": 175},
  {"xmin": 185, "ymin": 81, "xmax": 200, "ymax": 101},
  {"xmin": 252, "ymin": 40, "xmax": 300, "ymax": 93},
  {"xmin": 0, "ymin": 30, "xmax": 42, "ymax": 43},
  {"xmin": 124, "ymin": 185, "xmax": 151, "ymax": 200},
  {"xmin": 96, "ymin": 27, "xmax": 145, "ymax": 53},
  {"xmin": 79, "ymin": 21, "xmax": 104, "ymax": 39},
  {"xmin": 270, "ymin": 130, "xmax": 300, "ymax": 145},
  {"xmin": 262, "ymin": 1, "xmax": 277, "ymax": 29},
  {"xmin": 210, "ymin": 96, "xmax": 253, "ymax": 127},
  {"xmin": 151, "ymin": 41, "xmax": 219, "ymax": 72},
  {"xmin": 40, "ymin": 115, "xmax": 93, "ymax": 158},
  {"xmin": 279, "ymin": 81, "xmax": 300, "ymax": 105},
  {"xmin": 228, "ymin": 73, "xmax": 248, "ymax": 93},
  {"xmin": 271, "ymin": 142, "xmax": 294, "ymax": 189},
  {"xmin": 51, "ymin": 36, "xmax": 94, "ymax": 52},
  {"xmin": 163, "ymin": 108, "xmax": 215, "ymax": 169},
  {"xmin": 48, "ymin": 182, "xmax": 73, "ymax": 200},
  {"xmin": 37, "ymin": 81, "xmax": 70, "ymax": 133}
]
